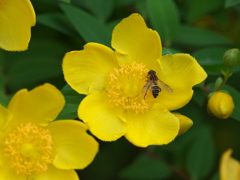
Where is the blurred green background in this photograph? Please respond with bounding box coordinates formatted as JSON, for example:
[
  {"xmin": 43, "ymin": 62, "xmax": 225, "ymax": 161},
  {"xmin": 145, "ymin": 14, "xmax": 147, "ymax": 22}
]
[{"xmin": 1, "ymin": 0, "xmax": 240, "ymax": 179}]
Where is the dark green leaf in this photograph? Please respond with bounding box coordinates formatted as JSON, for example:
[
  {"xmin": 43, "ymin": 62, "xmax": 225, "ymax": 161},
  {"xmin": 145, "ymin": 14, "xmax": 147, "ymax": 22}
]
[
  {"xmin": 115, "ymin": 0, "xmax": 136, "ymax": 7},
  {"xmin": 60, "ymin": 3, "xmax": 111, "ymax": 46},
  {"xmin": 211, "ymin": 172, "xmax": 220, "ymax": 180},
  {"xmin": 174, "ymin": 25, "xmax": 232, "ymax": 47},
  {"xmin": 56, "ymin": 103, "xmax": 79, "ymax": 119},
  {"xmin": 147, "ymin": 0, "xmax": 180, "ymax": 46},
  {"xmin": 162, "ymin": 47, "xmax": 180, "ymax": 55},
  {"xmin": 119, "ymin": 154, "xmax": 171, "ymax": 179},
  {"xmin": 186, "ymin": 125, "xmax": 215, "ymax": 179},
  {"xmin": 85, "ymin": 0, "xmax": 114, "ymax": 22},
  {"xmin": 136, "ymin": 0, "xmax": 148, "ymax": 19},
  {"xmin": 192, "ymin": 47, "xmax": 229, "ymax": 75},
  {"xmin": 0, "ymin": 92, "xmax": 9, "ymax": 107},
  {"xmin": 57, "ymin": 84, "xmax": 85, "ymax": 120},
  {"xmin": 185, "ymin": 0, "xmax": 224, "ymax": 21},
  {"xmin": 225, "ymin": 0, "xmax": 240, "ymax": 8},
  {"xmin": 192, "ymin": 87, "xmax": 207, "ymax": 106},
  {"xmin": 61, "ymin": 84, "xmax": 84, "ymax": 104},
  {"xmin": 7, "ymin": 58, "xmax": 62, "ymax": 91},
  {"xmin": 37, "ymin": 13, "xmax": 79, "ymax": 37}
]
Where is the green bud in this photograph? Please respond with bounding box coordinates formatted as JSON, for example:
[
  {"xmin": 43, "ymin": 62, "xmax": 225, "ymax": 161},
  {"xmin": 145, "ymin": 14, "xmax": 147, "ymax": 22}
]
[
  {"xmin": 214, "ymin": 77, "xmax": 223, "ymax": 90},
  {"xmin": 223, "ymin": 48, "xmax": 240, "ymax": 68}
]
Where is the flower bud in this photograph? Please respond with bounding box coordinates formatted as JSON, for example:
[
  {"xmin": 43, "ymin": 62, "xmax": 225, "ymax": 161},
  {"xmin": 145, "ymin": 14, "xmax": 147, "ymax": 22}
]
[
  {"xmin": 207, "ymin": 92, "xmax": 234, "ymax": 119},
  {"xmin": 223, "ymin": 49, "xmax": 240, "ymax": 68},
  {"xmin": 173, "ymin": 113, "xmax": 193, "ymax": 135}
]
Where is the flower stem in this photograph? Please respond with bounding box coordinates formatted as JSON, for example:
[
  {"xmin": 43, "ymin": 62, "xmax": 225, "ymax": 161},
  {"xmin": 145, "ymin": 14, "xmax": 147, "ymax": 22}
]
[{"xmin": 215, "ymin": 67, "xmax": 232, "ymax": 91}]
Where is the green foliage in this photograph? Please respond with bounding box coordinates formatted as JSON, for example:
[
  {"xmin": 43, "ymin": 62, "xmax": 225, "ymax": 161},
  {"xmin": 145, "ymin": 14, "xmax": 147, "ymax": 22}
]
[
  {"xmin": 147, "ymin": 0, "xmax": 180, "ymax": 46},
  {"xmin": 119, "ymin": 153, "xmax": 171, "ymax": 179},
  {"xmin": 1, "ymin": 0, "xmax": 240, "ymax": 179},
  {"xmin": 60, "ymin": 3, "xmax": 111, "ymax": 46}
]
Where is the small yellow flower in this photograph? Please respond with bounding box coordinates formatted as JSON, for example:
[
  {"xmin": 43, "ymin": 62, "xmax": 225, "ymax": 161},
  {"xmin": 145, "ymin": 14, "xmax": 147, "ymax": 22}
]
[
  {"xmin": 0, "ymin": 84, "xmax": 98, "ymax": 179},
  {"xmin": 63, "ymin": 13, "xmax": 207, "ymax": 147},
  {"xmin": 207, "ymin": 91, "xmax": 234, "ymax": 119},
  {"xmin": 0, "ymin": 0, "xmax": 36, "ymax": 51},
  {"xmin": 220, "ymin": 149, "xmax": 240, "ymax": 180}
]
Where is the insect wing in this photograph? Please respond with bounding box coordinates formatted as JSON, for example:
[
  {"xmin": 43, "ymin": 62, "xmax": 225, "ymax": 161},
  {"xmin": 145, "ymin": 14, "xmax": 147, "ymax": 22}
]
[
  {"xmin": 158, "ymin": 80, "xmax": 173, "ymax": 93},
  {"xmin": 142, "ymin": 80, "xmax": 153, "ymax": 98}
]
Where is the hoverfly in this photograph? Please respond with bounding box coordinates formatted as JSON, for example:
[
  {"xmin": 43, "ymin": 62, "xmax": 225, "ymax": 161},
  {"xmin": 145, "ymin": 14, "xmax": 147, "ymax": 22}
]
[{"xmin": 142, "ymin": 70, "xmax": 173, "ymax": 99}]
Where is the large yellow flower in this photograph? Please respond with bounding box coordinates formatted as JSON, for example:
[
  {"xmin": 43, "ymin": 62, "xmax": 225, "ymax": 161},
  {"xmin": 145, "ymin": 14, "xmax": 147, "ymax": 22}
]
[
  {"xmin": 63, "ymin": 13, "xmax": 207, "ymax": 147},
  {"xmin": 0, "ymin": 0, "xmax": 36, "ymax": 51},
  {"xmin": 0, "ymin": 84, "xmax": 98, "ymax": 179}
]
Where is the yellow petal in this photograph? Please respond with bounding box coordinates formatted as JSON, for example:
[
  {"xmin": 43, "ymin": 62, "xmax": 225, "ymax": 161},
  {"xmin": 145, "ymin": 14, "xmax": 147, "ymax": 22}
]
[
  {"xmin": 63, "ymin": 43, "xmax": 119, "ymax": 95},
  {"xmin": 124, "ymin": 103, "xmax": 179, "ymax": 147},
  {"xmin": 34, "ymin": 165, "xmax": 79, "ymax": 180},
  {"xmin": 49, "ymin": 120, "xmax": 98, "ymax": 170},
  {"xmin": 0, "ymin": 104, "xmax": 12, "ymax": 130},
  {"xmin": 0, "ymin": 0, "xmax": 36, "ymax": 51},
  {"xmin": 173, "ymin": 113, "xmax": 193, "ymax": 135},
  {"xmin": 8, "ymin": 83, "xmax": 65, "ymax": 126},
  {"xmin": 220, "ymin": 149, "xmax": 240, "ymax": 180},
  {"xmin": 78, "ymin": 91, "xmax": 127, "ymax": 141},
  {"xmin": 0, "ymin": 164, "xmax": 26, "ymax": 180},
  {"xmin": 111, "ymin": 13, "xmax": 162, "ymax": 68},
  {"xmin": 157, "ymin": 53, "xmax": 207, "ymax": 110}
]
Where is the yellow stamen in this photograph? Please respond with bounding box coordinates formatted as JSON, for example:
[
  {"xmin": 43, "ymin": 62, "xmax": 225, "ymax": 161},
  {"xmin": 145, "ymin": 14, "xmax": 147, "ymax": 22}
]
[
  {"xmin": 107, "ymin": 62, "xmax": 152, "ymax": 114},
  {"xmin": 3, "ymin": 123, "xmax": 53, "ymax": 175}
]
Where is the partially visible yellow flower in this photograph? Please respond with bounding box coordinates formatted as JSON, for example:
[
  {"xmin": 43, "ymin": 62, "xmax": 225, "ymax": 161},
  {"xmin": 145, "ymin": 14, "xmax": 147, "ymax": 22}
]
[
  {"xmin": 173, "ymin": 113, "xmax": 193, "ymax": 136},
  {"xmin": 207, "ymin": 91, "xmax": 234, "ymax": 119},
  {"xmin": 0, "ymin": 0, "xmax": 36, "ymax": 51},
  {"xmin": 220, "ymin": 149, "xmax": 240, "ymax": 180},
  {"xmin": 0, "ymin": 83, "xmax": 98, "ymax": 180},
  {"xmin": 63, "ymin": 13, "xmax": 207, "ymax": 147}
]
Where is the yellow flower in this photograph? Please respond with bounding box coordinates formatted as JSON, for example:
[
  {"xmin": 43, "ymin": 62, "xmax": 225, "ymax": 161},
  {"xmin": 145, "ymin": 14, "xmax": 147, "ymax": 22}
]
[
  {"xmin": 0, "ymin": 84, "xmax": 98, "ymax": 179},
  {"xmin": 0, "ymin": 0, "xmax": 36, "ymax": 51},
  {"xmin": 62, "ymin": 13, "xmax": 207, "ymax": 147},
  {"xmin": 207, "ymin": 91, "xmax": 234, "ymax": 119},
  {"xmin": 220, "ymin": 149, "xmax": 240, "ymax": 180}
]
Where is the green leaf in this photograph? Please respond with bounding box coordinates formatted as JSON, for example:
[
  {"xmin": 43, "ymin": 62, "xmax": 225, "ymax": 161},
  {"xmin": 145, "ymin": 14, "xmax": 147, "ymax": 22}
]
[
  {"xmin": 0, "ymin": 92, "xmax": 9, "ymax": 107},
  {"xmin": 147, "ymin": 0, "xmax": 180, "ymax": 46},
  {"xmin": 60, "ymin": 3, "xmax": 111, "ymax": 46},
  {"xmin": 60, "ymin": 0, "xmax": 71, "ymax": 3},
  {"xmin": 221, "ymin": 84, "xmax": 240, "ymax": 121},
  {"xmin": 57, "ymin": 103, "xmax": 79, "ymax": 120},
  {"xmin": 61, "ymin": 84, "xmax": 84, "ymax": 104},
  {"xmin": 115, "ymin": 0, "xmax": 136, "ymax": 7},
  {"xmin": 184, "ymin": 0, "xmax": 224, "ymax": 21},
  {"xmin": 186, "ymin": 125, "xmax": 215, "ymax": 179},
  {"xmin": 192, "ymin": 87, "xmax": 206, "ymax": 106},
  {"xmin": 225, "ymin": 0, "xmax": 240, "ymax": 8},
  {"xmin": 174, "ymin": 25, "xmax": 232, "ymax": 47},
  {"xmin": 85, "ymin": 0, "xmax": 114, "ymax": 22},
  {"xmin": 57, "ymin": 84, "xmax": 85, "ymax": 120},
  {"xmin": 7, "ymin": 57, "xmax": 62, "ymax": 91},
  {"xmin": 211, "ymin": 172, "xmax": 220, "ymax": 180},
  {"xmin": 162, "ymin": 47, "xmax": 180, "ymax": 55},
  {"xmin": 192, "ymin": 47, "xmax": 229, "ymax": 75},
  {"xmin": 37, "ymin": 13, "xmax": 79, "ymax": 37},
  {"xmin": 119, "ymin": 153, "xmax": 171, "ymax": 179}
]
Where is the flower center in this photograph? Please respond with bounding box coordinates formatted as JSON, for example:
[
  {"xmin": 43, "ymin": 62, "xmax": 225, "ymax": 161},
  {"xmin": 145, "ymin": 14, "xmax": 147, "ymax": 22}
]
[
  {"xmin": 107, "ymin": 62, "xmax": 152, "ymax": 114},
  {"xmin": 3, "ymin": 123, "xmax": 53, "ymax": 175}
]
